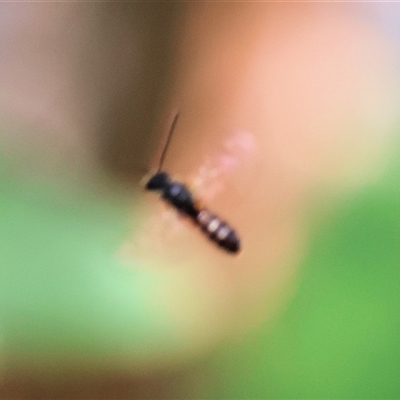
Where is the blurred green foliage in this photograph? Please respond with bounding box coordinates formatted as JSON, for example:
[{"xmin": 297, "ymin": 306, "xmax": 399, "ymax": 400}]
[
  {"xmin": 202, "ymin": 167, "xmax": 400, "ymax": 398},
  {"xmin": 0, "ymin": 176, "xmax": 186, "ymax": 372},
  {"xmin": 2, "ymin": 161, "xmax": 400, "ymax": 397}
]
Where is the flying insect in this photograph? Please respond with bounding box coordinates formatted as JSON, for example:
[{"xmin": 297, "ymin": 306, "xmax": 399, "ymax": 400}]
[{"xmin": 144, "ymin": 114, "xmax": 241, "ymax": 254}]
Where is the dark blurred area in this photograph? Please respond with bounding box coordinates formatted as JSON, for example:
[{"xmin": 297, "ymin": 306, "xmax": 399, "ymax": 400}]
[
  {"xmin": 0, "ymin": 3, "xmax": 182, "ymax": 186},
  {"xmin": 94, "ymin": 4, "xmax": 181, "ymax": 180},
  {"xmin": 0, "ymin": 366, "xmax": 197, "ymax": 399}
]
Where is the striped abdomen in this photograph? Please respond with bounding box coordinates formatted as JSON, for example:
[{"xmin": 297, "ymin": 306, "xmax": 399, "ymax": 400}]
[{"xmin": 196, "ymin": 209, "xmax": 240, "ymax": 253}]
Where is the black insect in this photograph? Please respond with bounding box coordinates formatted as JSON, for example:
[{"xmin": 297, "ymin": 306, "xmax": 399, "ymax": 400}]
[{"xmin": 144, "ymin": 113, "xmax": 241, "ymax": 254}]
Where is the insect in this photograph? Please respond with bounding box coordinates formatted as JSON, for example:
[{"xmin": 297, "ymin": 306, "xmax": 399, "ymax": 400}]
[{"xmin": 143, "ymin": 113, "xmax": 241, "ymax": 254}]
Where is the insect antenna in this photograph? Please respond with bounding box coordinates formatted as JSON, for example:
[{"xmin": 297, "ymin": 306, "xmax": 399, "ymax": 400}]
[{"xmin": 157, "ymin": 112, "xmax": 180, "ymax": 172}]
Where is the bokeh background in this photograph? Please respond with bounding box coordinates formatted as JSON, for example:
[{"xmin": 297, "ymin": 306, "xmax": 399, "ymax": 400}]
[
  {"xmin": 1, "ymin": 3, "xmax": 400, "ymax": 398},
  {"xmin": 199, "ymin": 161, "xmax": 400, "ymax": 398}
]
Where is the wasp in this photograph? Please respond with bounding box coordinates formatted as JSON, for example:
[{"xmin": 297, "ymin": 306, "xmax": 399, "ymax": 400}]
[{"xmin": 143, "ymin": 113, "xmax": 241, "ymax": 254}]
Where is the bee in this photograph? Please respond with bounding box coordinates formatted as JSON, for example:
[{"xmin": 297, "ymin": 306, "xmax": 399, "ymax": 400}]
[{"xmin": 143, "ymin": 113, "xmax": 241, "ymax": 254}]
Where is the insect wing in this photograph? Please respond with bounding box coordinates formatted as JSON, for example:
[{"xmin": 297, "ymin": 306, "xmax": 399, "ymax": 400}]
[{"xmin": 191, "ymin": 130, "xmax": 257, "ymax": 202}]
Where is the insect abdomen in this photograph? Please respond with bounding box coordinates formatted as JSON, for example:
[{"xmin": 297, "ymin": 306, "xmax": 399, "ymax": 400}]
[{"xmin": 196, "ymin": 209, "xmax": 240, "ymax": 253}]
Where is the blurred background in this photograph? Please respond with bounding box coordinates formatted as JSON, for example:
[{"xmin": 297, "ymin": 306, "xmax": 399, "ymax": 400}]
[{"xmin": 1, "ymin": 2, "xmax": 400, "ymax": 398}]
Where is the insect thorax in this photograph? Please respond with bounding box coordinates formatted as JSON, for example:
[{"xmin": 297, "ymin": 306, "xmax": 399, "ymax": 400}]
[
  {"xmin": 160, "ymin": 182, "xmax": 197, "ymax": 218},
  {"xmin": 163, "ymin": 182, "xmax": 191, "ymax": 205}
]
